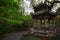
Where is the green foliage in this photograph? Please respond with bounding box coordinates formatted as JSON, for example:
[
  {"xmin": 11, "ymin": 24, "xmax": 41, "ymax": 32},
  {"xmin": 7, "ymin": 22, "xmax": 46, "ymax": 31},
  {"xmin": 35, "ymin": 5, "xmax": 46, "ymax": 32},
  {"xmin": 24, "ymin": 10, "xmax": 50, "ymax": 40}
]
[
  {"xmin": 0, "ymin": 0, "xmax": 33, "ymax": 39},
  {"xmin": 0, "ymin": 0, "xmax": 21, "ymax": 17},
  {"xmin": 0, "ymin": 15, "xmax": 33, "ymax": 32},
  {"xmin": 0, "ymin": 0, "xmax": 22, "ymax": 33},
  {"xmin": 22, "ymin": 35, "xmax": 42, "ymax": 40},
  {"xmin": 21, "ymin": 15, "xmax": 34, "ymax": 31},
  {"xmin": 22, "ymin": 35, "xmax": 60, "ymax": 40},
  {"xmin": 13, "ymin": 15, "xmax": 34, "ymax": 31},
  {"xmin": 55, "ymin": 15, "xmax": 60, "ymax": 26}
]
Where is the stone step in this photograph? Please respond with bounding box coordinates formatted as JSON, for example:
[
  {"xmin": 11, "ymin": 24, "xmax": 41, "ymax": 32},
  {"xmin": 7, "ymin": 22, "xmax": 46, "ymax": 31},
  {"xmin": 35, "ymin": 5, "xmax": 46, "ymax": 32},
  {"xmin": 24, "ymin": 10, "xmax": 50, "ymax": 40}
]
[
  {"xmin": 33, "ymin": 30, "xmax": 55, "ymax": 34},
  {"xmin": 32, "ymin": 27, "xmax": 55, "ymax": 31},
  {"xmin": 30, "ymin": 27, "xmax": 56, "ymax": 37},
  {"xmin": 34, "ymin": 33, "xmax": 55, "ymax": 37}
]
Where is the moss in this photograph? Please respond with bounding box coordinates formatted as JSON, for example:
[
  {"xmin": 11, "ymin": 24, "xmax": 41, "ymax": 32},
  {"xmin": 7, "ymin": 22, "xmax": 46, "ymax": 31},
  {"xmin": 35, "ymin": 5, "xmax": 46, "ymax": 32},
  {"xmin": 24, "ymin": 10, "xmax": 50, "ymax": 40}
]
[
  {"xmin": 22, "ymin": 35, "xmax": 60, "ymax": 40},
  {"xmin": 22, "ymin": 35, "xmax": 42, "ymax": 40}
]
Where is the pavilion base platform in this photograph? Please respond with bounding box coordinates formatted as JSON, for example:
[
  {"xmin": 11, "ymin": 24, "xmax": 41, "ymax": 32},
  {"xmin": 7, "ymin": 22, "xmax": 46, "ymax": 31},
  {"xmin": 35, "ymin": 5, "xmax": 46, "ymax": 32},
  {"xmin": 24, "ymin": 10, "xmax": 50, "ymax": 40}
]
[{"xmin": 28, "ymin": 26, "xmax": 56, "ymax": 40}]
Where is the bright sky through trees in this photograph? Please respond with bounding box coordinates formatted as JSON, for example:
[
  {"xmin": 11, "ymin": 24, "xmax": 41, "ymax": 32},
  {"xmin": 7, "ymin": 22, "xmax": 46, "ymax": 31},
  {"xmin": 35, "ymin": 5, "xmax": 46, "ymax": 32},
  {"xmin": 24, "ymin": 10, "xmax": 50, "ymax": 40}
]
[
  {"xmin": 23, "ymin": 0, "xmax": 60, "ymax": 15},
  {"xmin": 23, "ymin": 0, "xmax": 34, "ymax": 15}
]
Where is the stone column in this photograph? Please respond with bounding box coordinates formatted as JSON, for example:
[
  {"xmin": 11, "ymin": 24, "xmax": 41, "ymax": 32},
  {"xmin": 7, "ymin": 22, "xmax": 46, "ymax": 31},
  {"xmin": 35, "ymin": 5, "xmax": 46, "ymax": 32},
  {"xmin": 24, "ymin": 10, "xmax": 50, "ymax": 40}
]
[
  {"xmin": 34, "ymin": 19, "xmax": 37, "ymax": 27},
  {"xmin": 40, "ymin": 19, "xmax": 42, "ymax": 26},
  {"xmin": 53, "ymin": 19, "xmax": 55, "ymax": 27}
]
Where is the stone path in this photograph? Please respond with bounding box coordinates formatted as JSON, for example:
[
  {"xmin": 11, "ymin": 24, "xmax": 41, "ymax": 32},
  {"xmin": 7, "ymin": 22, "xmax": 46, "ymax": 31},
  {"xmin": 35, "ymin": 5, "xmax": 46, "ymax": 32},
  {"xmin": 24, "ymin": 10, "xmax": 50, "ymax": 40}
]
[{"xmin": 1, "ymin": 32, "xmax": 28, "ymax": 40}]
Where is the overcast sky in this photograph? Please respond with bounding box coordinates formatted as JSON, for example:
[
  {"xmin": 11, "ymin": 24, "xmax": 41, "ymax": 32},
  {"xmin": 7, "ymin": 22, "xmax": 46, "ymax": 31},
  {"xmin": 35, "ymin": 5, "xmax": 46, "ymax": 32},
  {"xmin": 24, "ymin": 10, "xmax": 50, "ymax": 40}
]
[{"xmin": 23, "ymin": 0, "xmax": 34, "ymax": 14}]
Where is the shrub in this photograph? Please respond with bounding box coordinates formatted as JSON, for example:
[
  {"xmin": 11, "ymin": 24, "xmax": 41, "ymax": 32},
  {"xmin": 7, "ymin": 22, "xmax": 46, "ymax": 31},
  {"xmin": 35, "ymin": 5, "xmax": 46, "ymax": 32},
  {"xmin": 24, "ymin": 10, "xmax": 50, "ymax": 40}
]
[
  {"xmin": 18, "ymin": 15, "xmax": 34, "ymax": 31},
  {"xmin": 22, "ymin": 35, "xmax": 42, "ymax": 40},
  {"xmin": 0, "ymin": 15, "xmax": 34, "ymax": 33}
]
